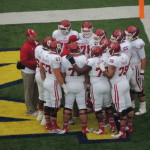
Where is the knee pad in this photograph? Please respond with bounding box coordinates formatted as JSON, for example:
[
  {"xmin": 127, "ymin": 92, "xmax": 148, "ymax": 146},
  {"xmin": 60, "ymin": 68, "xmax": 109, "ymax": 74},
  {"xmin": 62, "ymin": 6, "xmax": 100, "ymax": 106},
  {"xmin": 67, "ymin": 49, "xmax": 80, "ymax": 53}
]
[
  {"xmin": 120, "ymin": 109, "xmax": 127, "ymax": 119},
  {"xmin": 49, "ymin": 107, "xmax": 58, "ymax": 118},
  {"xmin": 137, "ymin": 91, "xmax": 145, "ymax": 97},
  {"xmin": 126, "ymin": 107, "xmax": 133, "ymax": 114},
  {"xmin": 44, "ymin": 106, "xmax": 50, "ymax": 115}
]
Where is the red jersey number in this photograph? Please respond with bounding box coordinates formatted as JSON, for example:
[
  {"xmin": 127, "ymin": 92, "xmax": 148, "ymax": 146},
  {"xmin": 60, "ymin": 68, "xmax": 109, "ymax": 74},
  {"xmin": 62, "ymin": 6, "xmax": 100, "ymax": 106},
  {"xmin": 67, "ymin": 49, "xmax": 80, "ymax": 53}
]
[
  {"xmin": 80, "ymin": 45, "xmax": 90, "ymax": 55},
  {"xmin": 43, "ymin": 63, "xmax": 52, "ymax": 74},
  {"xmin": 119, "ymin": 65, "xmax": 129, "ymax": 76},
  {"xmin": 68, "ymin": 68, "xmax": 75, "ymax": 76},
  {"xmin": 96, "ymin": 68, "xmax": 102, "ymax": 77}
]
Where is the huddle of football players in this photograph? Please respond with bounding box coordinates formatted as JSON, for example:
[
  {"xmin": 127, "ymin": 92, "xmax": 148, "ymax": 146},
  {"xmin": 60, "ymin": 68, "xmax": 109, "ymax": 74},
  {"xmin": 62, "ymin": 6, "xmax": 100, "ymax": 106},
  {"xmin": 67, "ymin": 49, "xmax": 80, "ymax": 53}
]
[{"xmin": 33, "ymin": 19, "xmax": 146, "ymax": 138}]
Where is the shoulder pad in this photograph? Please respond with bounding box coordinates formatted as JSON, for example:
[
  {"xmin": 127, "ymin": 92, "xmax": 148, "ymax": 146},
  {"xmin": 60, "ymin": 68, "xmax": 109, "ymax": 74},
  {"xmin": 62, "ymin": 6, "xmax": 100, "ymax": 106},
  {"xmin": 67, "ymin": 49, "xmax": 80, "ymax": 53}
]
[
  {"xmin": 71, "ymin": 30, "xmax": 79, "ymax": 36},
  {"xmin": 52, "ymin": 30, "xmax": 59, "ymax": 37},
  {"xmin": 86, "ymin": 58, "xmax": 93, "ymax": 65},
  {"xmin": 135, "ymin": 38, "xmax": 145, "ymax": 49}
]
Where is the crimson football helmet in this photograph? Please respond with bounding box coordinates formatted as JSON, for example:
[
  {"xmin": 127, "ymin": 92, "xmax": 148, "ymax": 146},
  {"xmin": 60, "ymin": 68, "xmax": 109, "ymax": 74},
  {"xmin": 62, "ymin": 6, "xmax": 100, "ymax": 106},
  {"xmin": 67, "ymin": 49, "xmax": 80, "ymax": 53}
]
[
  {"xmin": 68, "ymin": 42, "xmax": 80, "ymax": 54},
  {"xmin": 68, "ymin": 35, "xmax": 78, "ymax": 43},
  {"xmin": 107, "ymin": 42, "xmax": 120, "ymax": 56},
  {"xmin": 94, "ymin": 29, "xmax": 106, "ymax": 41},
  {"xmin": 111, "ymin": 30, "xmax": 125, "ymax": 43},
  {"xmin": 58, "ymin": 20, "xmax": 71, "ymax": 36},
  {"xmin": 99, "ymin": 38, "xmax": 111, "ymax": 52},
  {"xmin": 43, "ymin": 37, "xmax": 56, "ymax": 49},
  {"xmin": 125, "ymin": 26, "xmax": 139, "ymax": 41},
  {"xmin": 90, "ymin": 46, "xmax": 103, "ymax": 57},
  {"xmin": 81, "ymin": 22, "xmax": 93, "ymax": 38},
  {"xmin": 50, "ymin": 41, "xmax": 62, "ymax": 54}
]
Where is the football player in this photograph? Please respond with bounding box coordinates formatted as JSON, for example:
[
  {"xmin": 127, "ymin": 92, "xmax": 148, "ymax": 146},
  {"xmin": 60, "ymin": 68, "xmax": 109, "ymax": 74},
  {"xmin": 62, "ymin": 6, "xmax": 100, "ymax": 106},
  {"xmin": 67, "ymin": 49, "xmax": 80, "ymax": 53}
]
[
  {"xmin": 99, "ymin": 42, "xmax": 134, "ymax": 138},
  {"xmin": 60, "ymin": 42, "xmax": 92, "ymax": 134},
  {"xmin": 89, "ymin": 29, "xmax": 107, "ymax": 49},
  {"xmin": 78, "ymin": 22, "xmax": 95, "ymax": 57},
  {"xmin": 66, "ymin": 45, "xmax": 116, "ymax": 134},
  {"xmin": 99, "ymin": 38, "xmax": 111, "ymax": 59},
  {"xmin": 125, "ymin": 26, "xmax": 146, "ymax": 115},
  {"xmin": 111, "ymin": 29, "xmax": 133, "ymax": 81},
  {"xmin": 52, "ymin": 19, "xmax": 79, "ymax": 57},
  {"xmin": 40, "ymin": 41, "xmax": 68, "ymax": 133},
  {"xmin": 99, "ymin": 38, "xmax": 115, "ymax": 128},
  {"xmin": 35, "ymin": 37, "xmax": 55, "ymax": 125}
]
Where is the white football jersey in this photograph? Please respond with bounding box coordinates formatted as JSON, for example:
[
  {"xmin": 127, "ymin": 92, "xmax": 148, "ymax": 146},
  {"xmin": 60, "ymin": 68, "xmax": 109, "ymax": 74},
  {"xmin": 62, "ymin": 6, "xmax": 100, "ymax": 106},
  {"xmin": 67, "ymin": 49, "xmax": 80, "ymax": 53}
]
[
  {"xmin": 120, "ymin": 40, "xmax": 132, "ymax": 60},
  {"xmin": 41, "ymin": 52, "xmax": 61, "ymax": 79},
  {"xmin": 108, "ymin": 53, "xmax": 129, "ymax": 83},
  {"xmin": 52, "ymin": 30, "xmax": 79, "ymax": 44},
  {"xmin": 102, "ymin": 52, "xmax": 110, "ymax": 59},
  {"xmin": 35, "ymin": 45, "xmax": 49, "ymax": 73},
  {"xmin": 130, "ymin": 38, "xmax": 145, "ymax": 66},
  {"xmin": 78, "ymin": 33, "xmax": 95, "ymax": 57},
  {"xmin": 61, "ymin": 55, "xmax": 87, "ymax": 82},
  {"xmin": 89, "ymin": 39, "xmax": 100, "ymax": 49},
  {"xmin": 87, "ymin": 56, "xmax": 108, "ymax": 84}
]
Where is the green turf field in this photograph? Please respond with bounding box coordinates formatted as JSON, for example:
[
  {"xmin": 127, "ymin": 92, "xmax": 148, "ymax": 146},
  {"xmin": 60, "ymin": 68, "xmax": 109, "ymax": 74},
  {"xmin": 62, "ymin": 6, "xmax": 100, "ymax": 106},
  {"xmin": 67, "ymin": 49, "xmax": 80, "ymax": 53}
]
[{"xmin": 0, "ymin": 0, "xmax": 150, "ymax": 150}]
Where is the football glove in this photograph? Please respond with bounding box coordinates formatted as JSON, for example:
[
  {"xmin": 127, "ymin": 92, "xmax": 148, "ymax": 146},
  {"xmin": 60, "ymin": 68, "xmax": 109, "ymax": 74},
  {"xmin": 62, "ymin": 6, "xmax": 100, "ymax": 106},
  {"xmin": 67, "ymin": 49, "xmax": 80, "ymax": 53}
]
[
  {"xmin": 139, "ymin": 73, "xmax": 144, "ymax": 81},
  {"xmin": 99, "ymin": 62, "xmax": 105, "ymax": 72},
  {"xmin": 62, "ymin": 84, "xmax": 69, "ymax": 94},
  {"xmin": 66, "ymin": 55, "xmax": 76, "ymax": 65}
]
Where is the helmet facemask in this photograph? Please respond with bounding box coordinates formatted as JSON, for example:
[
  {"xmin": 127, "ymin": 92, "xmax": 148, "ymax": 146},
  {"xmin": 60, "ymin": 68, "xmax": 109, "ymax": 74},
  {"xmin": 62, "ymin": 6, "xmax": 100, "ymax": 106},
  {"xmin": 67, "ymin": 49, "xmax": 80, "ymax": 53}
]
[
  {"xmin": 58, "ymin": 25, "xmax": 71, "ymax": 36},
  {"xmin": 94, "ymin": 34, "xmax": 105, "ymax": 43},
  {"xmin": 125, "ymin": 31, "xmax": 133, "ymax": 42},
  {"xmin": 125, "ymin": 30, "xmax": 138, "ymax": 42},
  {"xmin": 81, "ymin": 28, "xmax": 93, "ymax": 38}
]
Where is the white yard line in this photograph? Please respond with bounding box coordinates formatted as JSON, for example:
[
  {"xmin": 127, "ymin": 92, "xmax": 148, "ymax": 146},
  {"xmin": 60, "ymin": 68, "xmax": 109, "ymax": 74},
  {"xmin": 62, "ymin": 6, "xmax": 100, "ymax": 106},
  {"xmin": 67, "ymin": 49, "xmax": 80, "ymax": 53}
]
[{"xmin": 0, "ymin": 6, "xmax": 149, "ymax": 41}]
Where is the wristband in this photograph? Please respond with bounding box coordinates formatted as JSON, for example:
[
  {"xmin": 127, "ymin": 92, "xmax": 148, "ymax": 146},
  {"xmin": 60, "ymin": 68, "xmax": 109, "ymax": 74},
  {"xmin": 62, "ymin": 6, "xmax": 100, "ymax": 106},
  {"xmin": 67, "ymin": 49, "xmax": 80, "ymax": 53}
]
[{"xmin": 140, "ymin": 70, "xmax": 144, "ymax": 74}]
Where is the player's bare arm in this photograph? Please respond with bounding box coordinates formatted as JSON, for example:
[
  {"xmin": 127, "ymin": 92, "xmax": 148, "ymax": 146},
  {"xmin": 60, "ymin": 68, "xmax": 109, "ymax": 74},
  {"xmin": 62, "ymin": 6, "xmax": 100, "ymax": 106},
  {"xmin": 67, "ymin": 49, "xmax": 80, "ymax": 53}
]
[
  {"xmin": 73, "ymin": 64, "xmax": 92, "ymax": 75},
  {"xmin": 84, "ymin": 73, "xmax": 90, "ymax": 85},
  {"xmin": 53, "ymin": 68, "xmax": 68, "ymax": 94},
  {"xmin": 40, "ymin": 62, "xmax": 46, "ymax": 80},
  {"xmin": 141, "ymin": 58, "xmax": 146, "ymax": 72},
  {"xmin": 61, "ymin": 72, "xmax": 66, "ymax": 83},
  {"xmin": 53, "ymin": 68, "xmax": 64, "ymax": 85},
  {"xmin": 66, "ymin": 55, "xmax": 92, "ymax": 75},
  {"xmin": 103, "ymin": 65, "xmax": 116, "ymax": 79}
]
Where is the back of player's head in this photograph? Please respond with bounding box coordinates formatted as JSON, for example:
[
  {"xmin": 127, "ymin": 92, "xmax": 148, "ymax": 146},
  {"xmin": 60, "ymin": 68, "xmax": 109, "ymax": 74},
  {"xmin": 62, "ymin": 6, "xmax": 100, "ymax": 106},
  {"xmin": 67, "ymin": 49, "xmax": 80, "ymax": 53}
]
[
  {"xmin": 50, "ymin": 41, "xmax": 62, "ymax": 54},
  {"xmin": 99, "ymin": 38, "xmax": 111, "ymax": 52},
  {"xmin": 94, "ymin": 29, "xmax": 106, "ymax": 42},
  {"xmin": 43, "ymin": 37, "xmax": 56, "ymax": 49},
  {"xmin": 108, "ymin": 42, "xmax": 120, "ymax": 56},
  {"xmin": 111, "ymin": 30, "xmax": 126, "ymax": 43},
  {"xmin": 68, "ymin": 42, "xmax": 80, "ymax": 54},
  {"xmin": 90, "ymin": 46, "xmax": 103, "ymax": 57},
  {"xmin": 68, "ymin": 35, "xmax": 78, "ymax": 43}
]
